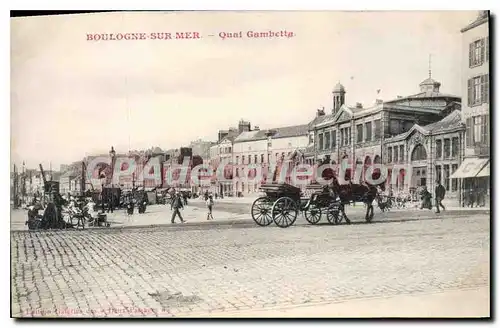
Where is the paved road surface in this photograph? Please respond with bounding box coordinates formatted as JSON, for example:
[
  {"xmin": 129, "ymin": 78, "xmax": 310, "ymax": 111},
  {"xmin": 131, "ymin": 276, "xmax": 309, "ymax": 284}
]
[{"xmin": 11, "ymin": 210, "xmax": 489, "ymax": 317}]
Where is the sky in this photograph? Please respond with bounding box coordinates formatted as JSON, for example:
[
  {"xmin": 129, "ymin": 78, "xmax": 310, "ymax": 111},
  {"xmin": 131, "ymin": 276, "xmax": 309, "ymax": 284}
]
[{"xmin": 10, "ymin": 10, "xmax": 478, "ymax": 170}]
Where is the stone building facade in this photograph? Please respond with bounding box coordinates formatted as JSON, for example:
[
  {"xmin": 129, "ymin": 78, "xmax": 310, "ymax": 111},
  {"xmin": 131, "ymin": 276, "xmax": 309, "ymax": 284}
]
[
  {"xmin": 309, "ymin": 75, "xmax": 461, "ymax": 197},
  {"xmin": 232, "ymin": 124, "xmax": 309, "ymax": 196},
  {"xmin": 384, "ymin": 110, "xmax": 464, "ymax": 201},
  {"xmin": 451, "ymin": 11, "xmax": 490, "ymax": 206},
  {"xmin": 208, "ymin": 127, "xmax": 240, "ymax": 196}
]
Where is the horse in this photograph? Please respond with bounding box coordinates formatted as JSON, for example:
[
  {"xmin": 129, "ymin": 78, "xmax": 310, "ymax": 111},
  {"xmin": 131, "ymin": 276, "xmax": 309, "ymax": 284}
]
[{"xmin": 328, "ymin": 174, "xmax": 383, "ymax": 224}]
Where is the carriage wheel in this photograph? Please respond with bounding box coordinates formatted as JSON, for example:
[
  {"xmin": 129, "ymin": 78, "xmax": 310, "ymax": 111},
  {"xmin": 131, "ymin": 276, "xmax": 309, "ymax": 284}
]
[
  {"xmin": 304, "ymin": 204, "xmax": 322, "ymax": 225},
  {"xmin": 326, "ymin": 203, "xmax": 342, "ymax": 225},
  {"xmin": 251, "ymin": 197, "xmax": 273, "ymax": 226},
  {"xmin": 272, "ymin": 197, "xmax": 298, "ymax": 228}
]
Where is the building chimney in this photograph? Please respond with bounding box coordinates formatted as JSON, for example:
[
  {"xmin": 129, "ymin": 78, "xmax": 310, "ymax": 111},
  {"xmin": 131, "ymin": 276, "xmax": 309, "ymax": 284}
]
[
  {"xmin": 355, "ymin": 102, "xmax": 363, "ymax": 108},
  {"xmin": 238, "ymin": 119, "xmax": 251, "ymax": 133},
  {"xmin": 316, "ymin": 107, "xmax": 325, "ymax": 117},
  {"xmin": 375, "ymin": 99, "xmax": 384, "ymax": 104},
  {"xmin": 218, "ymin": 130, "xmax": 229, "ymax": 142}
]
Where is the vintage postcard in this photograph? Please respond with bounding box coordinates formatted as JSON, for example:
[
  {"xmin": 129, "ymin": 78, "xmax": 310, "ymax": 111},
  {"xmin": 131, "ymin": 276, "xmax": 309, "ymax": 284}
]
[{"xmin": 10, "ymin": 10, "xmax": 490, "ymax": 318}]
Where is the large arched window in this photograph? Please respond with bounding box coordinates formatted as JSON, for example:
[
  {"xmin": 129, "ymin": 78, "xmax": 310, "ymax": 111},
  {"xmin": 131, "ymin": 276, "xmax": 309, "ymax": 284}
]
[
  {"xmin": 411, "ymin": 144, "xmax": 427, "ymax": 161},
  {"xmin": 373, "ymin": 155, "xmax": 381, "ymax": 164}
]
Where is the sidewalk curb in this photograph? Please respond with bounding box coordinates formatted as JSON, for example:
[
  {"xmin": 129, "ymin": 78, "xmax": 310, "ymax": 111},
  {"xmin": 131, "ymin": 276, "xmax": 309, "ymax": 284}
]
[
  {"xmin": 10, "ymin": 209, "xmax": 489, "ymax": 234},
  {"xmin": 10, "ymin": 218, "xmax": 254, "ymax": 234},
  {"xmin": 194, "ymin": 286, "xmax": 489, "ymax": 318}
]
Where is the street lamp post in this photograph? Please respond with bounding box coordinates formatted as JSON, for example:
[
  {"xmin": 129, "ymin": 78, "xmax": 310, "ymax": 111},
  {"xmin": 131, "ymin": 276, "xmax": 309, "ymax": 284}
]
[
  {"xmin": 108, "ymin": 146, "xmax": 116, "ymax": 212},
  {"xmin": 265, "ymin": 131, "xmax": 274, "ymax": 182},
  {"xmin": 109, "ymin": 146, "xmax": 116, "ymax": 188}
]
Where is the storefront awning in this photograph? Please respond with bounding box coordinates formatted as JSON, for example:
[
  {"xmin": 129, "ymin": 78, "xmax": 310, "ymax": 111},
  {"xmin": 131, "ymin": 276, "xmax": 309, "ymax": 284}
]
[
  {"xmin": 450, "ymin": 158, "xmax": 489, "ymax": 179},
  {"xmin": 475, "ymin": 161, "xmax": 490, "ymax": 177}
]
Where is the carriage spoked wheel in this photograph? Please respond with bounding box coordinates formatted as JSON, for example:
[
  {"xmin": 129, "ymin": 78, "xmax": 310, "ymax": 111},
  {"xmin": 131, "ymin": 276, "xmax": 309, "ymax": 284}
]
[
  {"xmin": 303, "ymin": 203, "xmax": 322, "ymax": 225},
  {"xmin": 326, "ymin": 203, "xmax": 342, "ymax": 225},
  {"xmin": 272, "ymin": 197, "xmax": 299, "ymax": 228},
  {"xmin": 251, "ymin": 197, "xmax": 274, "ymax": 226}
]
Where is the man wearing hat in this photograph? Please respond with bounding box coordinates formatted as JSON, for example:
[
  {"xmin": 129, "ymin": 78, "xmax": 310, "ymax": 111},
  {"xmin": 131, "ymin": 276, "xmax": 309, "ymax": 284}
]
[{"xmin": 171, "ymin": 191, "xmax": 185, "ymax": 223}]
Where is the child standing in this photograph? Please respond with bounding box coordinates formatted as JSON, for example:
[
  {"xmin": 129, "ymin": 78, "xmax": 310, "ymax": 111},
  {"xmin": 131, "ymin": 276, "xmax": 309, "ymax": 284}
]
[{"xmin": 206, "ymin": 195, "xmax": 214, "ymax": 220}]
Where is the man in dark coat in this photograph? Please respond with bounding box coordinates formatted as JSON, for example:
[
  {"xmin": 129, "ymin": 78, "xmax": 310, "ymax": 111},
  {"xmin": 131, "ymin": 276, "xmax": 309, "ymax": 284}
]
[
  {"xmin": 171, "ymin": 192, "xmax": 185, "ymax": 223},
  {"xmin": 420, "ymin": 186, "xmax": 432, "ymax": 210},
  {"xmin": 434, "ymin": 180, "xmax": 446, "ymax": 213}
]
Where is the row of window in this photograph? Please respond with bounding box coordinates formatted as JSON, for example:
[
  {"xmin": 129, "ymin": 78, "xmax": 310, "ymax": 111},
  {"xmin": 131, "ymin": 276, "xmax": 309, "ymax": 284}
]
[
  {"xmin": 469, "ymin": 37, "xmax": 489, "ymax": 68},
  {"xmin": 466, "ymin": 114, "xmax": 489, "ymax": 148},
  {"xmin": 387, "ymin": 145, "xmax": 405, "ymax": 163},
  {"xmin": 435, "ymin": 137, "xmax": 459, "ymax": 159},
  {"xmin": 436, "ymin": 164, "xmax": 459, "ymax": 192},
  {"xmin": 218, "ymin": 147, "xmax": 232, "ymax": 154},
  {"xmin": 235, "ymin": 181, "xmax": 259, "ymax": 194},
  {"xmin": 231, "ymin": 164, "xmax": 460, "ymax": 193},
  {"xmin": 356, "ymin": 120, "xmax": 382, "ymax": 143},
  {"xmin": 317, "ymin": 120, "xmax": 382, "ymax": 151},
  {"xmin": 234, "ymin": 152, "xmax": 292, "ymax": 165},
  {"xmin": 467, "ymin": 74, "xmax": 489, "ymax": 107}
]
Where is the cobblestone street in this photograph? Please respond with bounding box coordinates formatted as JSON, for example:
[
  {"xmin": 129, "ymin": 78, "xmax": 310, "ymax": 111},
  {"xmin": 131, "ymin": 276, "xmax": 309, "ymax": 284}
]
[{"xmin": 11, "ymin": 209, "xmax": 489, "ymax": 318}]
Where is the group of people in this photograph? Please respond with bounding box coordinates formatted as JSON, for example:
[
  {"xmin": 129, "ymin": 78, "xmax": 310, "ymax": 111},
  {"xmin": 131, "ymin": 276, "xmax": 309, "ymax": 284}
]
[
  {"xmin": 168, "ymin": 189, "xmax": 215, "ymax": 224},
  {"xmin": 463, "ymin": 188, "xmax": 488, "ymax": 208},
  {"xmin": 420, "ymin": 180, "xmax": 446, "ymax": 213}
]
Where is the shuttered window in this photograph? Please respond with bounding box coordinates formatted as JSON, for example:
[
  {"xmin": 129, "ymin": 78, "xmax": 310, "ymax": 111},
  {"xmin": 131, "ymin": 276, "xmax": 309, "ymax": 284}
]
[
  {"xmin": 469, "ymin": 38, "xmax": 485, "ymax": 67},
  {"xmin": 466, "ymin": 118, "xmax": 472, "ymax": 147},
  {"xmin": 481, "ymin": 114, "xmax": 489, "ymax": 145},
  {"xmin": 473, "ymin": 116, "xmax": 482, "ymax": 145},
  {"xmin": 469, "ymin": 42, "xmax": 474, "ymax": 67},
  {"xmin": 481, "ymin": 74, "xmax": 489, "ymax": 104},
  {"xmin": 468, "ymin": 75, "xmax": 489, "ymax": 106},
  {"xmin": 486, "ymin": 36, "xmax": 489, "ymax": 61}
]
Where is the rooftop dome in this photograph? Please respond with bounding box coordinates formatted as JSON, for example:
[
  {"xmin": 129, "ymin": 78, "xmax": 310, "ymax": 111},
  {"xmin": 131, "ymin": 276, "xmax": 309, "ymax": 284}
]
[
  {"xmin": 333, "ymin": 82, "xmax": 346, "ymax": 93},
  {"xmin": 419, "ymin": 77, "xmax": 440, "ymax": 86},
  {"xmin": 419, "ymin": 76, "xmax": 441, "ymax": 93}
]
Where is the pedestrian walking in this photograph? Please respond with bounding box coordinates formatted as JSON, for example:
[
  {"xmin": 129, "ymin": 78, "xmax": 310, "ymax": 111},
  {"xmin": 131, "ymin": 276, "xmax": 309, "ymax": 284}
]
[
  {"xmin": 206, "ymin": 194, "xmax": 214, "ymax": 220},
  {"xmin": 420, "ymin": 186, "xmax": 432, "ymax": 210},
  {"xmin": 171, "ymin": 192, "xmax": 185, "ymax": 224},
  {"xmin": 434, "ymin": 180, "xmax": 446, "ymax": 213}
]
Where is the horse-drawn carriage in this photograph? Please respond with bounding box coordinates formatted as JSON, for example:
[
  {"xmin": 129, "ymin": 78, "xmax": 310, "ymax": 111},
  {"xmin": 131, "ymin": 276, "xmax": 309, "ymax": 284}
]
[
  {"xmin": 251, "ymin": 177, "xmax": 381, "ymax": 228},
  {"xmin": 250, "ymin": 183, "xmax": 342, "ymax": 228}
]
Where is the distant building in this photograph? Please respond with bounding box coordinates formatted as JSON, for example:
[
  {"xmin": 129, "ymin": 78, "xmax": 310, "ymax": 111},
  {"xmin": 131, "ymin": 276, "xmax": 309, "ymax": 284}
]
[
  {"xmin": 209, "ymin": 127, "xmax": 240, "ymax": 196},
  {"xmin": 384, "ymin": 110, "xmax": 464, "ymax": 201},
  {"xmin": 309, "ymin": 73, "xmax": 462, "ymax": 199},
  {"xmin": 189, "ymin": 139, "xmax": 216, "ymax": 161},
  {"xmin": 451, "ymin": 11, "xmax": 490, "ymax": 206},
  {"xmin": 232, "ymin": 123, "xmax": 309, "ymax": 196}
]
